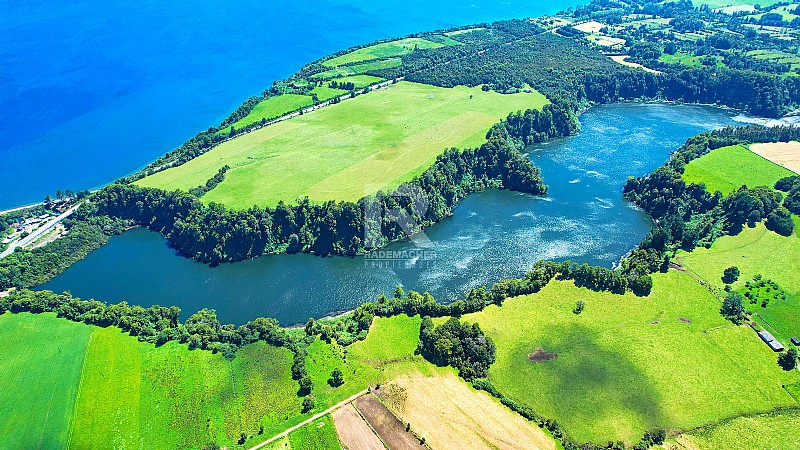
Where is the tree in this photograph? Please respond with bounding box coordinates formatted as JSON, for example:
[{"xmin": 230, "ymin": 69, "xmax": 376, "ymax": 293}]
[
  {"xmin": 778, "ymin": 347, "xmax": 798, "ymax": 371},
  {"xmin": 766, "ymin": 206, "xmax": 795, "ymax": 236},
  {"xmin": 298, "ymin": 376, "xmax": 313, "ymax": 396},
  {"xmin": 664, "ymin": 41, "xmax": 677, "ymax": 55},
  {"xmin": 301, "ymin": 396, "xmax": 315, "ymax": 413},
  {"xmin": 721, "ymin": 291, "xmax": 746, "ymax": 325},
  {"xmin": 573, "ymin": 300, "xmax": 585, "ymax": 314},
  {"xmin": 722, "ymin": 266, "xmax": 740, "ymax": 284},
  {"xmin": 328, "ymin": 368, "xmax": 344, "ymax": 387}
]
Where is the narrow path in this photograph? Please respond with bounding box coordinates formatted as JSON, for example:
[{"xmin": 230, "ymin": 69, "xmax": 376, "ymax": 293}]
[
  {"xmin": 0, "ymin": 202, "xmax": 81, "ymax": 259},
  {"xmin": 249, "ymin": 389, "xmax": 368, "ymax": 450}
]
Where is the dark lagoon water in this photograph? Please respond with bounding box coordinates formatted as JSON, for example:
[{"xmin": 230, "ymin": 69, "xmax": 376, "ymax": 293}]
[
  {"xmin": 41, "ymin": 103, "xmax": 747, "ymax": 325},
  {"xmin": 1, "ymin": 0, "xmax": 587, "ymax": 210}
]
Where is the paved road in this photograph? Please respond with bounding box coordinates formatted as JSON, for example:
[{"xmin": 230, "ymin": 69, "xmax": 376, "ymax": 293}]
[
  {"xmin": 0, "ymin": 203, "xmax": 81, "ymax": 259},
  {"xmin": 249, "ymin": 389, "xmax": 368, "ymax": 450}
]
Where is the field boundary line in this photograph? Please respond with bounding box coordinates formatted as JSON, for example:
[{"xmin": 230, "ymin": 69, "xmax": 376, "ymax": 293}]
[
  {"xmin": 248, "ymin": 389, "xmax": 368, "ymax": 450},
  {"xmin": 66, "ymin": 326, "xmax": 95, "ymax": 449}
]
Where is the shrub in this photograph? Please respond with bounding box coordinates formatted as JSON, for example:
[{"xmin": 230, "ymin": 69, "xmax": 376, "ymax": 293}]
[{"xmin": 722, "ymin": 266, "xmax": 740, "ymax": 284}]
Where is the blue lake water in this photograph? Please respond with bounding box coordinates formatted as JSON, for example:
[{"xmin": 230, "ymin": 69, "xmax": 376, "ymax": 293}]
[
  {"xmin": 41, "ymin": 103, "xmax": 747, "ymax": 325},
  {"xmin": 1, "ymin": 0, "xmax": 588, "ymax": 209}
]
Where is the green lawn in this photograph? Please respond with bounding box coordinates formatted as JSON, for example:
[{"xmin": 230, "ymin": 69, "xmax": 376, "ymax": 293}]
[
  {"xmin": 332, "ymin": 74, "xmax": 384, "ymax": 88},
  {"xmin": 138, "ymin": 82, "xmax": 549, "ymax": 209},
  {"xmin": 0, "ymin": 312, "xmax": 92, "ymax": 449},
  {"xmin": 671, "ymin": 409, "xmax": 800, "ymax": 450},
  {"xmin": 677, "ymin": 222, "xmax": 800, "ymax": 344},
  {"xmin": 287, "ymin": 415, "xmax": 341, "ymax": 450},
  {"xmin": 682, "ymin": 144, "xmax": 796, "ymax": 195},
  {"xmin": 461, "ymin": 271, "xmax": 800, "ymax": 444},
  {"xmin": 323, "ymin": 37, "xmax": 450, "ymax": 67}
]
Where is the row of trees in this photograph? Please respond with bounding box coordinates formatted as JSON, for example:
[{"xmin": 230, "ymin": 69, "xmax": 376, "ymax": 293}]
[{"xmin": 188, "ymin": 165, "xmax": 230, "ymax": 197}]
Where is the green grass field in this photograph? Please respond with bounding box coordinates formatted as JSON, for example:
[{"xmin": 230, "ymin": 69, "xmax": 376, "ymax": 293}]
[
  {"xmin": 228, "ymin": 94, "xmax": 313, "ymax": 131},
  {"xmin": 671, "ymin": 409, "xmax": 800, "ymax": 450},
  {"xmin": 138, "ymin": 81, "xmax": 549, "ymax": 209},
  {"xmin": 323, "ymin": 37, "xmax": 450, "ymax": 67},
  {"xmin": 461, "ymin": 270, "xmax": 800, "ymax": 444},
  {"xmin": 310, "ymin": 59, "xmax": 401, "ymax": 79},
  {"xmin": 0, "ymin": 312, "xmax": 92, "ymax": 449},
  {"xmin": 659, "ymin": 51, "xmax": 702, "ymax": 67},
  {"xmin": 0, "ymin": 317, "xmax": 300, "ymax": 449},
  {"xmin": 682, "ymin": 144, "xmax": 796, "ymax": 195},
  {"xmin": 678, "ymin": 222, "xmax": 800, "ymax": 343},
  {"xmin": 287, "ymin": 415, "xmax": 341, "ymax": 450}
]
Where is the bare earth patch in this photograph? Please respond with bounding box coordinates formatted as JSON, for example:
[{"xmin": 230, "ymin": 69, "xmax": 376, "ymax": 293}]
[
  {"xmin": 679, "ymin": 317, "xmax": 692, "ymax": 324},
  {"xmin": 749, "ymin": 142, "xmax": 800, "ymax": 174},
  {"xmin": 354, "ymin": 394, "xmax": 419, "ymax": 450},
  {"xmin": 385, "ymin": 372, "xmax": 556, "ymax": 450},
  {"xmin": 528, "ymin": 347, "xmax": 558, "ymax": 362},
  {"xmin": 610, "ymin": 56, "xmax": 662, "ymax": 74},
  {"xmin": 332, "ymin": 403, "xmax": 384, "ymax": 450}
]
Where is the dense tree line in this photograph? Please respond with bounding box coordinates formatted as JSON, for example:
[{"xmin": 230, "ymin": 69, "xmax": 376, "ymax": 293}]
[
  {"xmin": 0, "ymin": 214, "xmax": 129, "ymax": 289},
  {"xmin": 189, "ymin": 165, "xmax": 230, "ymax": 197},
  {"xmin": 418, "ymin": 316, "xmax": 496, "ymax": 379}
]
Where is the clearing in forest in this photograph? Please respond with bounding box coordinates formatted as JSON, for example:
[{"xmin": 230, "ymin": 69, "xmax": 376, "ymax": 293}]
[
  {"xmin": 749, "ymin": 141, "xmax": 800, "ymax": 174},
  {"xmin": 138, "ymin": 82, "xmax": 548, "ymax": 209}
]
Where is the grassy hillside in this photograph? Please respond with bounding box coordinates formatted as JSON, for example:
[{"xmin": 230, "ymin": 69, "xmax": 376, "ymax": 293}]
[
  {"xmin": 677, "ymin": 222, "xmax": 800, "ymax": 343},
  {"xmin": 0, "ymin": 312, "xmax": 92, "ymax": 449},
  {"xmin": 461, "ymin": 270, "xmax": 800, "ymax": 444},
  {"xmin": 323, "ymin": 37, "xmax": 450, "ymax": 67},
  {"xmin": 669, "ymin": 409, "xmax": 800, "ymax": 450},
  {"xmin": 682, "ymin": 144, "xmax": 796, "ymax": 195},
  {"xmin": 138, "ymin": 82, "xmax": 548, "ymax": 209}
]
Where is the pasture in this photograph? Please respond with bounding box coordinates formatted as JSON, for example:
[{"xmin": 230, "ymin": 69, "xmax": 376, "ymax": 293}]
[
  {"xmin": 677, "ymin": 222, "xmax": 800, "ymax": 343},
  {"xmin": 682, "ymin": 144, "xmax": 796, "ymax": 195},
  {"xmin": 310, "ymin": 58, "xmax": 401, "ymax": 79},
  {"xmin": 287, "ymin": 415, "xmax": 341, "ymax": 450},
  {"xmin": 0, "ymin": 314, "xmax": 301, "ymax": 449},
  {"xmin": 668, "ymin": 409, "xmax": 800, "ymax": 450},
  {"xmin": 461, "ymin": 270, "xmax": 800, "ymax": 444},
  {"xmin": 138, "ymin": 82, "xmax": 548, "ymax": 209},
  {"xmin": 323, "ymin": 37, "xmax": 450, "ymax": 67},
  {"xmin": 0, "ymin": 312, "xmax": 91, "ymax": 449}
]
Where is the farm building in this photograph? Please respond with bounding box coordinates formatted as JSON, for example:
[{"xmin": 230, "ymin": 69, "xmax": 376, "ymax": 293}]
[
  {"xmin": 792, "ymin": 336, "xmax": 800, "ymax": 346},
  {"xmin": 757, "ymin": 331, "xmax": 785, "ymax": 352}
]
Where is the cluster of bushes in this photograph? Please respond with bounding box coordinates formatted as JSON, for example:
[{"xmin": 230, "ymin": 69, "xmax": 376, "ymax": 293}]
[
  {"xmin": 188, "ymin": 165, "xmax": 230, "ymax": 198},
  {"xmin": 776, "ymin": 175, "xmax": 800, "ymax": 216},
  {"xmin": 417, "ymin": 316, "xmax": 496, "ymax": 379}
]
